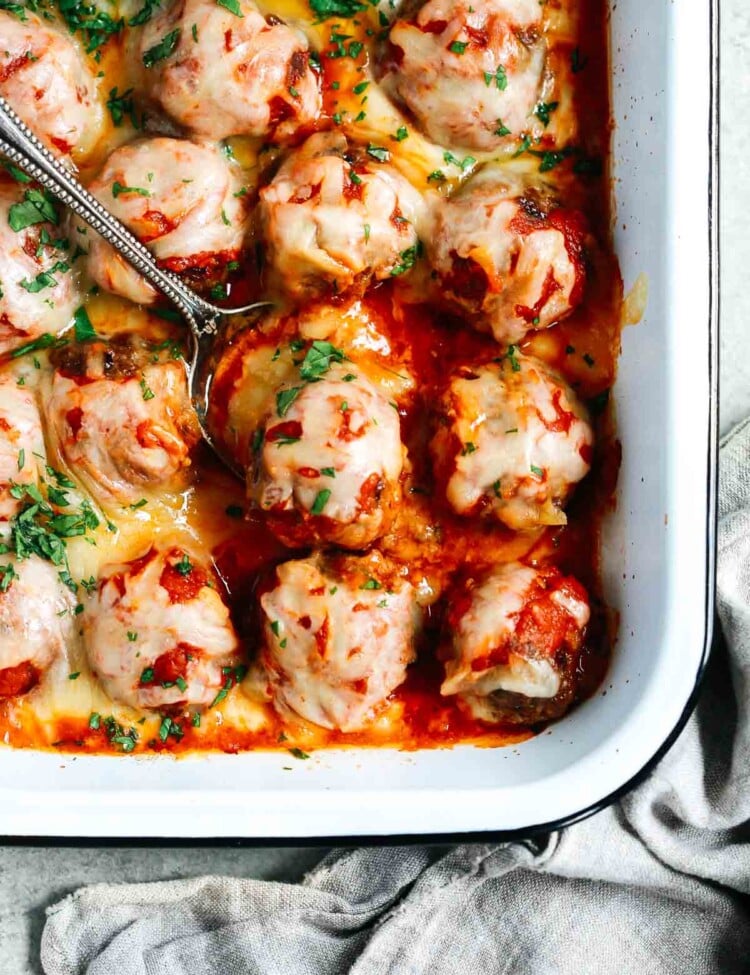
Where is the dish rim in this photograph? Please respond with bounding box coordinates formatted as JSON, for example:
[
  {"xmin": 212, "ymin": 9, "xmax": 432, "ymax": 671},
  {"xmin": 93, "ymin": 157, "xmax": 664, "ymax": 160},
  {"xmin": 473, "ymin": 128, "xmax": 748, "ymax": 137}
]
[{"xmin": 0, "ymin": 0, "xmax": 720, "ymax": 846}]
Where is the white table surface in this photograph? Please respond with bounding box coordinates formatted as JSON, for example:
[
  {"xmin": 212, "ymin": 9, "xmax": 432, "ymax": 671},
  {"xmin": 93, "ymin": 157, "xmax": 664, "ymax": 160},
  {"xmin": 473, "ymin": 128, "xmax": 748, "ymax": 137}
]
[{"xmin": 1, "ymin": 4, "xmax": 743, "ymax": 972}]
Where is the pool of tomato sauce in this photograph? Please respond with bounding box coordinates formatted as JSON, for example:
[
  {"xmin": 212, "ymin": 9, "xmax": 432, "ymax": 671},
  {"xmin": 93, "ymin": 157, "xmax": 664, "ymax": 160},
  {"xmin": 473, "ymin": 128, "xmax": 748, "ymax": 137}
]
[{"xmin": 11, "ymin": 0, "xmax": 621, "ymax": 756}]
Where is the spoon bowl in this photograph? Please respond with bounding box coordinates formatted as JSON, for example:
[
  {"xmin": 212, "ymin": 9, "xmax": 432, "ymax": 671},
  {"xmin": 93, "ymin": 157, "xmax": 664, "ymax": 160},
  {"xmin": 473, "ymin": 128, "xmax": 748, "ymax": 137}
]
[{"xmin": 0, "ymin": 95, "xmax": 270, "ymax": 479}]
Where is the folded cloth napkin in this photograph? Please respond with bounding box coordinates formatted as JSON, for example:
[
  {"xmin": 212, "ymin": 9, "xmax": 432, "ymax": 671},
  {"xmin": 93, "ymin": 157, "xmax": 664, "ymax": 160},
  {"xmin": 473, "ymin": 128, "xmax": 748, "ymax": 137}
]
[{"xmin": 41, "ymin": 419, "xmax": 750, "ymax": 975}]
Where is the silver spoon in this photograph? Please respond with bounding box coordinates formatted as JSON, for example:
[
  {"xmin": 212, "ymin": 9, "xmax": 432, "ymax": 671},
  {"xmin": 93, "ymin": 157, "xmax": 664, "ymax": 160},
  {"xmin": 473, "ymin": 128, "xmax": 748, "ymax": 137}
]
[{"xmin": 0, "ymin": 96, "xmax": 270, "ymax": 477}]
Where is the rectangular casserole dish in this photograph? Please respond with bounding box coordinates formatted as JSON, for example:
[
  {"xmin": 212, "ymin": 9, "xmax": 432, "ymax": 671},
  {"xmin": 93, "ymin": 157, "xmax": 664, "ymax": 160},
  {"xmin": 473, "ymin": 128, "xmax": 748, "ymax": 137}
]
[{"xmin": 0, "ymin": 0, "xmax": 718, "ymax": 840}]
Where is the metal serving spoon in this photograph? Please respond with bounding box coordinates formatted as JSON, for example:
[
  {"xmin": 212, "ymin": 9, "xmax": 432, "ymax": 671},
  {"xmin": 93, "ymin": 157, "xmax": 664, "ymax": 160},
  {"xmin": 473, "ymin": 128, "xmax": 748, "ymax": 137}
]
[{"xmin": 0, "ymin": 96, "xmax": 270, "ymax": 477}]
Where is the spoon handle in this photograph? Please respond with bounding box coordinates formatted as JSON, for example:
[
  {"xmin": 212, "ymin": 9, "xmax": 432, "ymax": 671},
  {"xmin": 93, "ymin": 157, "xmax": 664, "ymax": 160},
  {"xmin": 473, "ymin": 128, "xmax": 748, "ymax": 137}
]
[{"xmin": 0, "ymin": 96, "xmax": 229, "ymax": 332}]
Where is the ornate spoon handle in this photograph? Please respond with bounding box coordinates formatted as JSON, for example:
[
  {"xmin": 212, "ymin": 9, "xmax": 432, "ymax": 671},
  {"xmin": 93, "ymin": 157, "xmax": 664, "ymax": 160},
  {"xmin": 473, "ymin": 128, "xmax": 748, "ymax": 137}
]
[{"xmin": 0, "ymin": 95, "xmax": 260, "ymax": 335}]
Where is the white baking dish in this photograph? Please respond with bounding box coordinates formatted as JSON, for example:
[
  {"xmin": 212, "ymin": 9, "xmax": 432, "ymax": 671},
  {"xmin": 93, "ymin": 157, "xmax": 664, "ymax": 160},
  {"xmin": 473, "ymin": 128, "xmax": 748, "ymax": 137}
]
[{"xmin": 0, "ymin": 0, "xmax": 717, "ymax": 840}]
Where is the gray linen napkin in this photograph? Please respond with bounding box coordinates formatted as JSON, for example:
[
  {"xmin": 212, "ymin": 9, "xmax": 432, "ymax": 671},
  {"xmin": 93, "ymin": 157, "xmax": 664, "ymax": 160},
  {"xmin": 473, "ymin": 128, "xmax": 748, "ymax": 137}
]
[{"xmin": 40, "ymin": 419, "xmax": 750, "ymax": 975}]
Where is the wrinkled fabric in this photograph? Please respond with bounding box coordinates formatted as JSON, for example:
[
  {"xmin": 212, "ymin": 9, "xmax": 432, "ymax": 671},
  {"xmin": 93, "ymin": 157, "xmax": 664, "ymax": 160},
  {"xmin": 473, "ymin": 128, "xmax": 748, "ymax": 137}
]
[{"xmin": 41, "ymin": 420, "xmax": 750, "ymax": 975}]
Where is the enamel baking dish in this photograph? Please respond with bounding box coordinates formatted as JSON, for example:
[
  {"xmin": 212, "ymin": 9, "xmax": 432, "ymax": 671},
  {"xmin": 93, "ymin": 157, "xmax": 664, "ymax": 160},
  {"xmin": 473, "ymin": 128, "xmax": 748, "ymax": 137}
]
[{"xmin": 0, "ymin": 0, "xmax": 718, "ymax": 840}]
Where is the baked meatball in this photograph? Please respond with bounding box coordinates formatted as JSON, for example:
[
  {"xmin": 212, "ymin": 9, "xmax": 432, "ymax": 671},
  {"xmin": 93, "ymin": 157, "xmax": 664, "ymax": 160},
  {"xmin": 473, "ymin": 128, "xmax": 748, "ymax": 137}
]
[
  {"xmin": 0, "ymin": 181, "xmax": 81, "ymax": 355},
  {"xmin": 250, "ymin": 360, "xmax": 404, "ymax": 549},
  {"xmin": 83, "ymin": 545, "xmax": 240, "ymax": 712},
  {"xmin": 0, "ymin": 379, "xmax": 45, "ymax": 522},
  {"xmin": 441, "ymin": 561, "xmax": 590, "ymax": 723},
  {"xmin": 139, "ymin": 0, "xmax": 320, "ymax": 142},
  {"xmin": 83, "ymin": 138, "xmax": 250, "ymax": 305},
  {"xmin": 427, "ymin": 171, "xmax": 589, "ymax": 345},
  {"xmin": 0, "ymin": 11, "xmax": 101, "ymax": 157},
  {"xmin": 0, "ymin": 555, "xmax": 75, "ymax": 698},
  {"xmin": 258, "ymin": 132, "xmax": 424, "ymax": 302},
  {"xmin": 380, "ymin": 0, "xmax": 547, "ymax": 151},
  {"xmin": 47, "ymin": 337, "xmax": 200, "ymax": 507},
  {"xmin": 430, "ymin": 355, "xmax": 593, "ymax": 530},
  {"xmin": 260, "ymin": 552, "xmax": 421, "ymax": 731}
]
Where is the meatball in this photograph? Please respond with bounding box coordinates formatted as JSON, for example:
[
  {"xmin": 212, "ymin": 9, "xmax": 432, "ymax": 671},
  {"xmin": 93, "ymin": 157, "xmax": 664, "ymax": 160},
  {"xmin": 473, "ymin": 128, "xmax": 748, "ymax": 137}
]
[
  {"xmin": 427, "ymin": 171, "xmax": 589, "ymax": 345},
  {"xmin": 260, "ymin": 552, "xmax": 421, "ymax": 731},
  {"xmin": 0, "ymin": 555, "xmax": 75, "ymax": 698},
  {"xmin": 0, "ymin": 181, "xmax": 81, "ymax": 355},
  {"xmin": 83, "ymin": 545, "xmax": 240, "ymax": 712},
  {"xmin": 83, "ymin": 138, "xmax": 250, "ymax": 305},
  {"xmin": 258, "ymin": 132, "xmax": 425, "ymax": 302},
  {"xmin": 47, "ymin": 337, "xmax": 200, "ymax": 506},
  {"xmin": 0, "ymin": 11, "xmax": 101, "ymax": 157},
  {"xmin": 139, "ymin": 0, "xmax": 320, "ymax": 142},
  {"xmin": 430, "ymin": 355, "xmax": 593, "ymax": 530},
  {"xmin": 0, "ymin": 379, "xmax": 45, "ymax": 522},
  {"xmin": 380, "ymin": 0, "xmax": 547, "ymax": 151},
  {"xmin": 441, "ymin": 562, "xmax": 590, "ymax": 723},
  {"xmin": 250, "ymin": 360, "xmax": 404, "ymax": 549}
]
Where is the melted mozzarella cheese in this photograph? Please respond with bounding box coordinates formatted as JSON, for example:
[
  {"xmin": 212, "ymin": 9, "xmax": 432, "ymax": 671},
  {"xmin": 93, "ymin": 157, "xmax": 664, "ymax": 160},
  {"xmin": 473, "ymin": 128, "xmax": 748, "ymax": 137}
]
[
  {"xmin": 139, "ymin": 0, "xmax": 321, "ymax": 142},
  {"xmin": 259, "ymin": 132, "xmax": 426, "ymax": 301},
  {"xmin": 427, "ymin": 168, "xmax": 588, "ymax": 344},
  {"xmin": 84, "ymin": 138, "xmax": 251, "ymax": 304},
  {"xmin": 431, "ymin": 356, "xmax": 592, "ymax": 530},
  {"xmin": 83, "ymin": 546, "xmax": 239, "ymax": 712},
  {"xmin": 0, "ymin": 379, "xmax": 45, "ymax": 522},
  {"xmin": 0, "ymin": 11, "xmax": 102, "ymax": 158},
  {"xmin": 441, "ymin": 561, "xmax": 590, "ymax": 703},
  {"xmin": 0, "ymin": 183, "xmax": 81, "ymax": 354},
  {"xmin": 260, "ymin": 553, "xmax": 420, "ymax": 731},
  {"xmin": 46, "ymin": 358, "xmax": 200, "ymax": 509},
  {"xmin": 381, "ymin": 0, "xmax": 548, "ymax": 151},
  {"xmin": 250, "ymin": 364, "xmax": 404, "ymax": 548},
  {"xmin": 0, "ymin": 556, "xmax": 75, "ymax": 676}
]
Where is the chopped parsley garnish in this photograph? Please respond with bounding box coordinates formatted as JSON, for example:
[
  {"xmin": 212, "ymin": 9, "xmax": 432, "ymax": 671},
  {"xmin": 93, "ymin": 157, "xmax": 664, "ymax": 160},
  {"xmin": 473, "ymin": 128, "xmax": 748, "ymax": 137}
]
[
  {"xmin": 0, "ymin": 564, "xmax": 17, "ymax": 593},
  {"xmin": 112, "ymin": 182, "xmax": 151, "ymax": 199},
  {"xmin": 494, "ymin": 119, "xmax": 511, "ymax": 137},
  {"xmin": 127, "ymin": 631, "xmax": 138, "ymax": 642},
  {"xmin": 216, "ymin": 0, "xmax": 244, "ymax": 16},
  {"xmin": 276, "ymin": 386, "xmax": 302, "ymax": 417},
  {"xmin": 140, "ymin": 667, "xmax": 155, "ymax": 683},
  {"xmin": 299, "ymin": 341, "xmax": 347, "ymax": 381},
  {"xmin": 360, "ymin": 577, "xmax": 382, "ymax": 590},
  {"xmin": 366, "ymin": 145, "xmax": 389, "ymax": 163},
  {"xmin": 106, "ymin": 87, "xmax": 137, "ymax": 128},
  {"xmin": 174, "ymin": 553, "xmax": 193, "ymax": 576},
  {"xmin": 353, "ymin": 81, "xmax": 369, "ymax": 95},
  {"xmin": 128, "ymin": 0, "xmax": 161, "ymax": 26},
  {"xmin": 512, "ymin": 135, "xmax": 532, "ymax": 158},
  {"xmin": 56, "ymin": 0, "xmax": 124, "ymax": 54},
  {"xmin": 484, "ymin": 65, "xmax": 508, "ymax": 90},
  {"xmin": 309, "ymin": 0, "xmax": 367, "ymax": 22},
  {"xmin": 443, "ymin": 151, "xmax": 475, "ymax": 171},
  {"xmin": 530, "ymin": 464, "xmax": 544, "ymax": 478},
  {"xmin": 19, "ymin": 265, "xmax": 69, "ymax": 293},
  {"xmin": 225, "ymin": 504, "xmax": 244, "ymax": 518},
  {"xmin": 461, "ymin": 442, "xmax": 477, "ymax": 455},
  {"xmin": 449, "ymin": 40, "xmax": 467, "ymax": 55},
  {"xmin": 427, "ymin": 170, "xmax": 446, "ymax": 183},
  {"xmin": 288, "ymin": 747, "xmax": 310, "ymax": 760},
  {"xmin": 68, "ymin": 672, "xmax": 80, "ymax": 680},
  {"xmin": 390, "ymin": 242, "xmax": 422, "ymax": 277},
  {"xmin": 8, "ymin": 189, "xmax": 58, "ymax": 232},
  {"xmin": 139, "ymin": 378, "xmax": 155, "ymax": 401},
  {"xmin": 102, "ymin": 715, "xmax": 139, "ymax": 753},
  {"xmin": 142, "ymin": 28, "xmax": 180, "ymax": 68},
  {"xmin": 534, "ymin": 101, "xmax": 559, "ymax": 127},
  {"xmin": 88, "ymin": 712, "xmax": 101, "ymax": 730},
  {"xmin": 392, "ymin": 125, "xmax": 408, "ymax": 142},
  {"xmin": 320, "ymin": 467, "xmax": 336, "ymax": 478},
  {"xmin": 73, "ymin": 306, "xmax": 97, "ymax": 343},
  {"xmin": 310, "ymin": 489, "xmax": 331, "ymax": 515}
]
